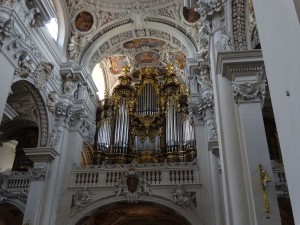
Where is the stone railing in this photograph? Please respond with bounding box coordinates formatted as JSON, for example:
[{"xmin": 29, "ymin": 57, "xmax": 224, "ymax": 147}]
[
  {"xmin": 70, "ymin": 161, "xmax": 200, "ymax": 188},
  {"xmin": 0, "ymin": 170, "xmax": 31, "ymax": 203}
]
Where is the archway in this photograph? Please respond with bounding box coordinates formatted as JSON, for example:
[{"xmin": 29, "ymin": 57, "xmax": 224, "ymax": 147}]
[
  {"xmin": 75, "ymin": 201, "xmax": 191, "ymax": 225},
  {"xmin": 64, "ymin": 196, "xmax": 202, "ymax": 225},
  {"xmin": 0, "ymin": 81, "xmax": 48, "ymax": 171},
  {"xmin": 0, "ymin": 203, "xmax": 23, "ymax": 225}
]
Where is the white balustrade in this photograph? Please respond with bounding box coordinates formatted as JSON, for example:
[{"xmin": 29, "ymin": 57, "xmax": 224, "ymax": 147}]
[
  {"xmin": 69, "ymin": 161, "xmax": 200, "ymax": 188},
  {"xmin": 0, "ymin": 170, "xmax": 31, "ymax": 192}
]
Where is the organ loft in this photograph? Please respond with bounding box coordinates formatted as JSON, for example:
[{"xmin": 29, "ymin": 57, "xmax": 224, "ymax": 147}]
[{"xmin": 95, "ymin": 65, "xmax": 196, "ymax": 164}]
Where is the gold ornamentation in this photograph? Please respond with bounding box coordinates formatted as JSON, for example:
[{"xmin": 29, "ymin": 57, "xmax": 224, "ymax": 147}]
[{"xmin": 259, "ymin": 164, "xmax": 271, "ymax": 216}]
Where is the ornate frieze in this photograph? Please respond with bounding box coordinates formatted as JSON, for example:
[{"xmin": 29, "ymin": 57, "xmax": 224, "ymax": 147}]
[
  {"xmin": 232, "ymin": 80, "xmax": 267, "ymax": 104},
  {"xmin": 232, "ymin": 0, "xmax": 247, "ymax": 50},
  {"xmin": 207, "ymin": 120, "xmax": 218, "ymax": 141},
  {"xmin": 0, "ymin": 167, "xmax": 46, "ymax": 180}
]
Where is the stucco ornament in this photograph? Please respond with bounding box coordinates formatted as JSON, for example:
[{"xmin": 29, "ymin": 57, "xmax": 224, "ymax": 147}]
[
  {"xmin": 63, "ymin": 72, "xmax": 78, "ymax": 96},
  {"xmin": 0, "ymin": 19, "xmax": 13, "ymax": 47},
  {"xmin": 115, "ymin": 164, "xmax": 151, "ymax": 203},
  {"xmin": 232, "ymin": 81, "xmax": 267, "ymax": 104},
  {"xmin": 68, "ymin": 32, "xmax": 86, "ymax": 61},
  {"xmin": 172, "ymin": 185, "xmax": 194, "ymax": 208},
  {"xmin": 71, "ymin": 189, "xmax": 92, "ymax": 215},
  {"xmin": 14, "ymin": 56, "xmax": 33, "ymax": 78},
  {"xmin": 47, "ymin": 91, "xmax": 59, "ymax": 113},
  {"xmin": 34, "ymin": 61, "xmax": 54, "ymax": 89}
]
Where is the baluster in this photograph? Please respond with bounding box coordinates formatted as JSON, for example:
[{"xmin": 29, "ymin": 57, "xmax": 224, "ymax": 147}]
[
  {"xmin": 182, "ymin": 170, "xmax": 186, "ymax": 183},
  {"xmin": 178, "ymin": 170, "xmax": 181, "ymax": 183},
  {"xmin": 106, "ymin": 173, "xmax": 109, "ymax": 185},
  {"xmin": 191, "ymin": 170, "xmax": 194, "ymax": 183},
  {"xmin": 159, "ymin": 171, "xmax": 162, "ymax": 184},
  {"xmin": 95, "ymin": 173, "xmax": 99, "ymax": 185}
]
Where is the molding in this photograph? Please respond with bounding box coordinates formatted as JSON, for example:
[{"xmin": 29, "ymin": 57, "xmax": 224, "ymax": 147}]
[
  {"xmin": 23, "ymin": 147, "xmax": 59, "ymax": 162},
  {"xmin": 216, "ymin": 50, "xmax": 264, "ymax": 81}
]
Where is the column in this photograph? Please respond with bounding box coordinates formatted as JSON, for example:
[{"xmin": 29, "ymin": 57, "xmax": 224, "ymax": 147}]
[
  {"xmin": 189, "ymin": 62, "xmax": 224, "ymax": 225},
  {"xmin": 215, "ymin": 50, "xmax": 281, "ymax": 225},
  {"xmin": 0, "ymin": 54, "xmax": 15, "ymax": 121},
  {"xmin": 22, "ymin": 147, "xmax": 59, "ymax": 225},
  {"xmin": 251, "ymin": 1, "xmax": 300, "ymax": 223}
]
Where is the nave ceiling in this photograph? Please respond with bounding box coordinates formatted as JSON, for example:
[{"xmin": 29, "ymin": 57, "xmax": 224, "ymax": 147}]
[{"xmin": 65, "ymin": 0, "xmax": 202, "ymax": 92}]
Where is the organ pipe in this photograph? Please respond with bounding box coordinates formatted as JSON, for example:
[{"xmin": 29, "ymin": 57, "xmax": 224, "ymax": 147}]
[{"xmin": 96, "ymin": 66, "xmax": 195, "ymax": 163}]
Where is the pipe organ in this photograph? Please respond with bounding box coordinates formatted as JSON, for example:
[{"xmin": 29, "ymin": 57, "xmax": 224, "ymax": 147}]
[{"xmin": 96, "ymin": 66, "xmax": 196, "ymax": 164}]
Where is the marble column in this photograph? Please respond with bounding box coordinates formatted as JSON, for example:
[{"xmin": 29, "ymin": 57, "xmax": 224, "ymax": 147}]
[{"xmin": 215, "ymin": 50, "xmax": 281, "ymax": 225}]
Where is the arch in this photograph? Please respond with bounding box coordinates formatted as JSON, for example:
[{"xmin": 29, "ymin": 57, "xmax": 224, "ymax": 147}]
[
  {"xmin": 1, "ymin": 199, "xmax": 26, "ymax": 213},
  {"xmin": 0, "ymin": 201, "xmax": 24, "ymax": 225},
  {"xmin": 1, "ymin": 81, "xmax": 49, "ymax": 147},
  {"xmin": 80, "ymin": 22, "xmax": 198, "ymax": 72},
  {"xmin": 64, "ymin": 195, "xmax": 203, "ymax": 225}
]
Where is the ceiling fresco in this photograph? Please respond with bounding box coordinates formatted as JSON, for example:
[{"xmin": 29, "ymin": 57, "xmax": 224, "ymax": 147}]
[
  {"xmin": 135, "ymin": 51, "xmax": 160, "ymax": 63},
  {"xmin": 109, "ymin": 56, "xmax": 126, "ymax": 74},
  {"xmin": 182, "ymin": 7, "xmax": 200, "ymax": 23},
  {"xmin": 74, "ymin": 11, "xmax": 94, "ymax": 32},
  {"xmin": 123, "ymin": 38, "xmax": 166, "ymax": 49},
  {"xmin": 98, "ymin": 37, "xmax": 187, "ymax": 92}
]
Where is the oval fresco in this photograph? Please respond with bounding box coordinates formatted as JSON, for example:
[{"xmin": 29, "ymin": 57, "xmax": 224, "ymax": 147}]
[
  {"xmin": 123, "ymin": 38, "xmax": 165, "ymax": 49},
  {"xmin": 183, "ymin": 7, "xmax": 200, "ymax": 23},
  {"xmin": 135, "ymin": 51, "xmax": 160, "ymax": 64},
  {"xmin": 75, "ymin": 11, "xmax": 94, "ymax": 32}
]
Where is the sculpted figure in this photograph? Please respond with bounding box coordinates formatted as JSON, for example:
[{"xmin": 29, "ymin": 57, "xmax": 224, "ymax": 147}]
[{"xmin": 63, "ymin": 72, "xmax": 78, "ymax": 96}]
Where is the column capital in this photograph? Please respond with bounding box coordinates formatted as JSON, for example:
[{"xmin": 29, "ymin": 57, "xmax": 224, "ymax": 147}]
[{"xmin": 232, "ymin": 80, "xmax": 267, "ymax": 104}]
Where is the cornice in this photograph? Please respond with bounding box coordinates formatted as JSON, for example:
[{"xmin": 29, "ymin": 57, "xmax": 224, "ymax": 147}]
[
  {"xmin": 216, "ymin": 50, "xmax": 264, "ymax": 81},
  {"xmin": 23, "ymin": 147, "xmax": 59, "ymax": 163}
]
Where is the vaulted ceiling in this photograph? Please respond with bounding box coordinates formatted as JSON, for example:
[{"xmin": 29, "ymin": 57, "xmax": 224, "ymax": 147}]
[{"xmin": 63, "ymin": 0, "xmax": 201, "ymax": 93}]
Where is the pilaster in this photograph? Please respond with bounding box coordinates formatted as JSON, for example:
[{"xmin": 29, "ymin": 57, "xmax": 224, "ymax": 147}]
[
  {"xmin": 215, "ymin": 50, "xmax": 281, "ymax": 225},
  {"xmin": 22, "ymin": 147, "xmax": 58, "ymax": 225}
]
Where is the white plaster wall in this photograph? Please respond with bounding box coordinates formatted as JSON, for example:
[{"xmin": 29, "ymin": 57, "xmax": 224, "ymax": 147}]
[{"xmin": 0, "ymin": 141, "xmax": 17, "ymax": 171}]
